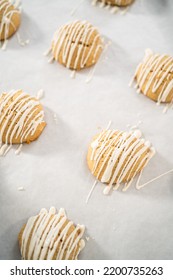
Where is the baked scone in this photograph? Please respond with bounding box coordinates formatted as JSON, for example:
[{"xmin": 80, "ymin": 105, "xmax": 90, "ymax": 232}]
[
  {"xmin": 98, "ymin": 0, "xmax": 134, "ymax": 6},
  {"xmin": 87, "ymin": 129, "xmax": 155, "ymax": 193},
  {"xmin": 51, "ymin": 20, "xmax": 103, "ymax": 70},
  {"xmin": 18, "ymin": 207, "xmax": 85, "ymax": 260},
  {"xmin": 0, "ymin": 0, "xmax": 21, "ymax": 41},
  {"xmin": 0, "ymin": 89, "xmax": 46, "ymax": 155},
  {"xmin": 133, "ymin": 50, "xmax": 173, "ymax": 103}
]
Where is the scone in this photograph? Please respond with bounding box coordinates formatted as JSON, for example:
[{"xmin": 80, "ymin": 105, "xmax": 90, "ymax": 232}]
[
  {"xmin": 18, "ymin": 207, "xmax": 85, "ymax": 260},
  {"xmin": 98, "ymin": 0, "xmax": 134, "ymax": 6},
  {"xmin": 0, "ymin": 0, "xmax": 21, "ymax": 41},
  {"xmin": 87, "ymin": 129, "xmax": 155, "ymax": 193},
  {"xmin": 133, "ymin": 50, "xmax": 173, "ymax": 103},
  {"xmin": 0, "ymin": 89, "xmax": 46, "ymax": 155},
  {"xmin": 51, "ymin": 20, "xmax": 103, "ymax": 70}
]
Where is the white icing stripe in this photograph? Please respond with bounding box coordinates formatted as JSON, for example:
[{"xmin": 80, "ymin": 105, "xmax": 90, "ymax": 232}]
[
  {"xmin": 90, "ymin": 130, "xmax": 155, "ymax": 194},
  {"xmin": 132, "ymin": 50, "xmax": 173, "ymax": 103},
  {"xmin": 52, "ymin": 20, "xmax": 103, "ymax": 70},
  {"xmin": 136, "ymin": 168, "xmax": 173, "ymax": 190},
  {"xmin": 20, "ymin": 207, "xmax": 85, "ymax": 260},
  {"xmin": 0, "ymin": 0, "xmax": 20, "ymax": 48},
  {"xmin": 0, "ymin": 90, "xmax": 45, "ymax": 156}
]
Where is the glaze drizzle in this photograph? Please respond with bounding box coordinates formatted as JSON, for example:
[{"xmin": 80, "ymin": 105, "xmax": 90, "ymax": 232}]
[
  {"xmin": 89, "ymin": 129, "xmax": 155, "ymax": 194},
  {"xmin": 131, "ymin": 50, "xmax": 173, "ymax": 104},
  {"xmin": 20, "ymin": 207, "xmax": 85, "ymax": 260},
  {"xmin": 0, "ymin": 0, "xmax": 20, "ymax": 48},
  {"xmin": 0, "ymin": 89, "xmax": 45, "ymax": 156},
  {"xmin": 52, "ymin": 20, "xmax": 103, "ymax": 70}
]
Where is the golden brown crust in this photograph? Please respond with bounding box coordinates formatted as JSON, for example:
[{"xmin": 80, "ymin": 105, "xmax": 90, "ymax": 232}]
[
  {"xmin": 0, "ymin": 90, "xmax": 46, "ymax": 144},
  {"xmin": 87, "ymin": 130, "xmax": 151, "ymax": 184},
  {"xmin": 0, "ymin": 0, "xmax": 21, "ymax": 40},
  {"xmin": 52, "ymin": 21, "xmax": 103, "ymax": 70}
]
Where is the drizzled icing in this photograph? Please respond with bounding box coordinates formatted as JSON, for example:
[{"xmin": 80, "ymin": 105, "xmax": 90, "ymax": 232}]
[
  {"xmin": 0, "ymin": 0, "xmax": 21, "ymax": 48},
  {"xmin": 20, "ymin": 207, "xmax": 85, "ymax": 260},
  {"xmin": 51, "ymin": 20, "xmax": 103, "ymax": 70},
  {"xmin": 85, "ymin": 40, "xmax": 111, "ymax": 83},
  {"xmin": 130, "ymin": 49, "xmax": 173, "ymax": 104},
  {"xmin": 89, "ymin": 129, "xmax": 155, "ymax": 194},
  {"xmin": 0, "ymin": 89, "xmax": 45, "ymax": 156}
]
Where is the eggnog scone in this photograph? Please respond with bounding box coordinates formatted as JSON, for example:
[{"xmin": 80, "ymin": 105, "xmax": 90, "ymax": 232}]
[
  {"xmin": 0, "ymin": 0, "xmax": 21, "ymax": 40},
  {"xmin": 87, "ymin": 129, "xmax": 155, "ymax": 193},
  {"xmin": 18, "ymin": 207, "xmax": 85, "ymax": 260},
  {"xmin": 51, "ymin": 20, "xmax": 103, "ymax": 70},
  {"xmin": 133, "ymin": 50, "xmax": 173, "ymax": 103},
  {"xmin": 98, "ymin": 0, "xmax": 134, "ymax": 6},
  {"xmin": 0, "ymin": 90, "xmax": 46, "ymax": 156}
]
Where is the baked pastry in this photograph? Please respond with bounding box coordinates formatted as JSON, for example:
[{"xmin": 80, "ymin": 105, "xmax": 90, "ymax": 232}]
[
  {"xmin": 0, "ymin": 0, "xmax": 21, "ymax": 41},
  {"xmin": 87, "ymin": 129, "xmax": 155, "ymax": 193},
  {"xmin": 132, "ymin": 49, "xmax": 173, "ymax": 103},
  {"xmin": 18, "ymin": 207, "xmax": 85, "ymax": 260},
  {"xmin": 98, "ymin": 0, "xmax": 134, "ymax": 6},
  {"xmin": 51, "ymin": 20, "xmax": 103, "ymax": 70},
  {"xmin": 0, "ymin": 89, "xmax": 46, "ymax": 155}
]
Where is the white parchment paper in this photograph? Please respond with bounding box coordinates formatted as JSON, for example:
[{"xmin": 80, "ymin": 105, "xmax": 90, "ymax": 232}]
[{"xmin": 0, "ymin": 0, "xmax": 173, "ymax": 260}]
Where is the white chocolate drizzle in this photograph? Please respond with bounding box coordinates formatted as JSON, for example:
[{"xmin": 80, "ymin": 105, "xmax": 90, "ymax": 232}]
[
  {"xmin": 86, "ymin": 120, "xmax": 112, "ymax": 203},
  {"xmin": 36, "ymin": 89, "xmax": 44, "ymax": 100},
  {"xmin": 130, "ymin": 49, "xmax": 173, "ymax": 104},
  {"xmin": 43, "ymin": 48, "xmax": 51, "ymax": 57},
  {"xmin": 0, "ymin": 89, "xmax": 45, "ymax": 156},
  {"xmin": 20, "ymin": 207, "xmax": 85, "ymax": 260},
  {"xmin": 126, "ymin": 120, "xmax": 142, "ymax": 130},
  {"xmin": 89, "ymin": 129, "xmax": 155, "ymax": 194},
  {"xmin": 136, "ymin": 168, "xmax": 173, "ymax": 190},
  {"xmin": 86, "ymin": 180, "xmax": 98, "ymax": 204},
  {"xmin": 0, "ymin": 0, "xmax": 21, "ymax": 49},
  {"xmin": 12, "ymin": 0, "xmax": 21, "ymax": 9},
  {"xmin": 16, "ymin": 32, "xmax": 29, "ymax": 47},
  {"xmin": 85, "ymin": 40, "xmax": 111, "ymax": 83},
  {"xmin": 51, "ymin": 20, "xmax": 103, "ymax": 70}
]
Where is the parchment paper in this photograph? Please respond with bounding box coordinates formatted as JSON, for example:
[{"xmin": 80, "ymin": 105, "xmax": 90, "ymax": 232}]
[{"xmin": 0, "ymin": 0, "xmax": 173, "ymax": 260}]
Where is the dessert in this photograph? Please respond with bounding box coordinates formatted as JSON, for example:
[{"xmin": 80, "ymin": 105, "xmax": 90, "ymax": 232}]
[
  {"xmin": 0, "ymin": 89, "xmax": 46, "ymax": 156},
  {"xmin": 131, "ymin": 49, "xmax": 173, "ymax": 103},
  {"xmin": 0, "ymin": 0, "xmax": 21, "ymax": 41},
  {"xmin": 18, "ymin": 207, "xmax": 85, "ymax": 260},
  {"xmin": 51, "ymin": 20, "xmax": 103, "ymax": 70},
  {"xmin": 87, "ymin": 129, "xmax": 155, "ymax": 193}
]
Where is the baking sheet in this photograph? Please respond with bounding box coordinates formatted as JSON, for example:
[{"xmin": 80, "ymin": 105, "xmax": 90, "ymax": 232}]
[{"xmin": 0, "ymin": 0, "xmax": 173, "ymax": 260}]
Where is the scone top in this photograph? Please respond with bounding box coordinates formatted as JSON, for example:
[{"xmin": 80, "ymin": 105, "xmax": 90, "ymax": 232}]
[
  {"xmin": 87, "ymin": 129, "xmax": 155, "ymax": 193},
  {"xmin": 51, "ymin": 20, "xmax": 103, "ymax": 70},
  {"xmin": 0, "ymin": 0, "xmax": 21, "ymax": 41}
]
